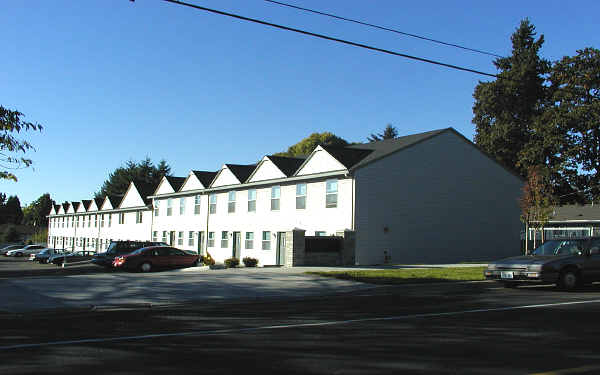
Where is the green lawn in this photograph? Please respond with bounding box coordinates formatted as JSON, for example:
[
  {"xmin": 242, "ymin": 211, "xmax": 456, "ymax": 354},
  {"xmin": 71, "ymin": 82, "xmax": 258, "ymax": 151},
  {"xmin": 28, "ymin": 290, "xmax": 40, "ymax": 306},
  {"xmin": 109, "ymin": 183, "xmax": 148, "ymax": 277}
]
[{"xmin": 306, "ymin": 267, "xmax": 486, "ymax": 285}]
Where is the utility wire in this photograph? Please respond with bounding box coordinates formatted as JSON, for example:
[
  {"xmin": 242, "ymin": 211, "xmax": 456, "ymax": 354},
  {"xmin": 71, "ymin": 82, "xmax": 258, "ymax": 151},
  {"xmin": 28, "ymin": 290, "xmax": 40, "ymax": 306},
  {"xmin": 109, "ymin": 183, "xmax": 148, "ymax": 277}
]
[
  {"xmin": 264, "ymin": 0, "xmax": 504, "ymax": 59},
  {"xmin": 159, "ymin": 0, "xmax": 498, "ymax": 78}
]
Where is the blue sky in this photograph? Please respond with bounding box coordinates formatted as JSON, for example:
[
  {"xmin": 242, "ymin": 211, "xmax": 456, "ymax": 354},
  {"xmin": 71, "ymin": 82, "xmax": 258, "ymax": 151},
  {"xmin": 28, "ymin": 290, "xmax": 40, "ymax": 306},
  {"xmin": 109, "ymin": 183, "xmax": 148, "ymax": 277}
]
[{"xmin": 1, "ymin": 0, "xmax": 599, "ymax": 206}]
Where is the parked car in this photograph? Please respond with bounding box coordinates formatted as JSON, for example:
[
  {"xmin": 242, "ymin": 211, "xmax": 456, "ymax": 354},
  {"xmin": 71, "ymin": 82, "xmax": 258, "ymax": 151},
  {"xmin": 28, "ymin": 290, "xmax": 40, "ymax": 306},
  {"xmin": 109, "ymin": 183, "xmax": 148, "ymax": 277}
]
[
  {"xmin": 113, "ymin": 246, "xmax": 200, "ymax": 272},
  {"xmin": 30, "ymin": 248, "xmax": 66, "ymax": 264},
  {"xmin": 91, "ymin": 240, "xmax": 168, "ymax": 268},
  {"xmin": 49, "ymin": 250, "xmax": 95, "ymax": 266},
  {"xmin": 0, "ymin": 244, "xmax": 26, "ymax": 255},
  {"xmin": 5, "ymin": 244, "xmax": 46, "ymax": 257},
  {"xmin": 484, "ymin": 237, "xmax": 600, "ymax": 290}
]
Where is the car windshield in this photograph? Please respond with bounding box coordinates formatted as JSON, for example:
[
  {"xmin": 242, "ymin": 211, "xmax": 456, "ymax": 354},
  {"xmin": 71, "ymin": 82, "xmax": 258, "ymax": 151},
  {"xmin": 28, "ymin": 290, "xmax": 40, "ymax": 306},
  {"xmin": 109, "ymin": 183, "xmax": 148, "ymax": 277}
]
[{"xmin": 532, "ymin": 240, "xmax": 584, "ymax": 256}]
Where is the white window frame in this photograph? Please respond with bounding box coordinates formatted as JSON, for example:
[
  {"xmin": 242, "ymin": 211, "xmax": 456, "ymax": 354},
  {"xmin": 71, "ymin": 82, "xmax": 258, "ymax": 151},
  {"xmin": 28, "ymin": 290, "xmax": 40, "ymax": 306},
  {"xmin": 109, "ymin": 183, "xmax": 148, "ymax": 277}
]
[
  {"xmin": 179, "ymin": 197, "xmax": 185, "ymax": 215},
  {"xmin": 167, "ymin": 198, "xmax": 173, "ymax": 216},
  {"xmin": 152, "ymin": 231, "xmax": 158, "ymax": 242},
  {"xmin": 118, "ymin": 212, "xmax": 125, "ymax": 224},
  {"xmin": 245, "ymin": 232, "xmax": 254, "ymax": 249},
  {"xmin": 208, "ymin": 232, "xmax": 215, "ymax": 247},
  {"xmin": 262, "ymin": 231, "xmax": 271, "ymax": 250},
  {"xmin": 162, "ymin": 231, "xmax": 167, "ymax": 243},
  {"xmin": 194, "ymin": 194, "xmax": 201, "ymax": 215},
  {"xmin": 228, "ymin": 191, "xmax": 236, "ymax": 213},
  {"xmin": 209, "ymin": 194, "xmax": 217, "ymax": 214},
  {"xmin": 178, "ymin": 231, "xmax": 184, "ymax": 246},
  {"xmin": 326, "ymin": 179, "xmax": 338, "ymax": 208},
  {"xmin": 221, "ymin": 231, "xmax": 228, "ymax": 248},
  {"xmin": 296, "ymin": 183, "xmax": 307, "ymax": 209},
  {"xmin": 154, "ymin": 200, "xmax": 160, "ymax": 216},
  {"xmin": 271, "ymin": 186, "xmax": 280, "ymax": 211},
  {"xmin": 247, "ymin": 189, "xmax": 256, "ymax": 212},
  {"xmin": 136, "ymin": 211, "xmax": 143, "ymax": 224},
  {"xmin": 188, "ymin": 231, "xmax": 194, "ymax": 246}
]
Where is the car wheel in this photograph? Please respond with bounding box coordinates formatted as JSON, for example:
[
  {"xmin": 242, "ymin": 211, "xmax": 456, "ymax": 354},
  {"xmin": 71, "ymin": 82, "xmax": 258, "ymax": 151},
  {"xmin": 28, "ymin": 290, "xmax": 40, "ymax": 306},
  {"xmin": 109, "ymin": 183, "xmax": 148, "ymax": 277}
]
[
  {"xmin": 15, "ymin": 252, "xmax": 23, "ymax": 257},
  {"xmin": 139, "ymin": 262, "xmax": 152, "ymax": 273},
  {"xmin": 559, "ymin": 269, "xmax": 580, "ymax": 291}
]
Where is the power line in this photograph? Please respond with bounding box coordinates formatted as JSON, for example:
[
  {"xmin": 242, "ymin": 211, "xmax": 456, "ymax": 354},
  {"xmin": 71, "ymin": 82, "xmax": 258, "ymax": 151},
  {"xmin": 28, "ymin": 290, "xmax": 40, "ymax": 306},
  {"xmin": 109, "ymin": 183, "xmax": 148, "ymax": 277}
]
[
  {"xmin": 158, "ymin": 0, "xmax": 498, "ymax": 78},
  {"xmin": 264, "ymin": 0, "xmax": 504, "ymax": 59}
]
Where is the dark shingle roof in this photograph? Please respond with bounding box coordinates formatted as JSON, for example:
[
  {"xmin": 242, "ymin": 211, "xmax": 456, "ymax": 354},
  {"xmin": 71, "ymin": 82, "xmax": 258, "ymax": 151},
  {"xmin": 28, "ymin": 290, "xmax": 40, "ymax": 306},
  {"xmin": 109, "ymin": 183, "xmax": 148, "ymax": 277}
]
[
  {"xmin": 71, "ymin": 202, "xmax": 81, "ymax": 212},
  {"xmin": 53, "ymin": 204, "xmax": 60, "ymax": 213},
  {"xmin": 93, "ymin": 198, "xmax": 104, "ymax": 210},
  {"xmin": 81, "ymin": 200, "xmax": 92, "ymax": 211},
  {"xmin": 106, "ymin": 195, "xmax": 123, "ymax": 208},
  {"xmin": 346, "ymin": 128, "xmax": 449, "ymax": 171},
  {"xmin": 61, "ymin": 202, "xmax": 70, "ymax": 213},
  {"xmin": 549, "ymin": 205, "xmax": 600, "ymax": 222},
  {"xmin": 319, "ymin": 146, "xmax": 373, "ymax": 169},
  {"xmin": 134, "ymin": 182, "xmax": 160, "ymax": 205},
  {"xmin": 267, "ymin": 155, "xmax": 307, "ymax": 177},
  {"xmin": 165, "ymin": 176, "xmax": 186, "ymax": 192},
  {"xmin": 191, "ymin": 170, "xmax": 218, "ymax": 188},
  {"xmin": 226, "ymin": 164, "xmax": 257, "ymax": 183}
]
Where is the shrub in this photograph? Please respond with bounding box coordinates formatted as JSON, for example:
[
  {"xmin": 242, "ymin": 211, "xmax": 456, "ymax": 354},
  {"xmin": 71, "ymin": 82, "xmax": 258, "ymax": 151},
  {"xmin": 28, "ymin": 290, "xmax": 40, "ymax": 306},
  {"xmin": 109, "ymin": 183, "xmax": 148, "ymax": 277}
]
[
  {"xmin": 242, "ymin": 257, "xmax": 258, "ymax": 267},
  {"xmin": 201, "ymin": 254, "xmax": 215, "ymax": 266},
  {"xmin": 224, "ymin": 257, "xmax": 240, "ymax": 268}
]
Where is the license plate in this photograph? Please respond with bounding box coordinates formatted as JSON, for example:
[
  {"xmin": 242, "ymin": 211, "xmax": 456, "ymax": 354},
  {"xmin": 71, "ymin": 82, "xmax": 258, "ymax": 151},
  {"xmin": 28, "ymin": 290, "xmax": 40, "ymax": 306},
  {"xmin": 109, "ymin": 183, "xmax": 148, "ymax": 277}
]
[{"xmin": 501, "ymin": 271, "xmax": 514, "ymax": 279}]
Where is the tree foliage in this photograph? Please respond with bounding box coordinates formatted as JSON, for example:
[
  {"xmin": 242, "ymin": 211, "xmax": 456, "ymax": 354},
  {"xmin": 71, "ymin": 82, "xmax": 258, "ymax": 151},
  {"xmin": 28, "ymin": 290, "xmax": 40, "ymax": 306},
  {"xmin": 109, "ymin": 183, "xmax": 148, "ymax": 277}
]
[
  {"xmin": 520, "ymin": 166, "xmax": 556, "ymax": 251},
  {"xmin": 274, "ymin": 132, "xmax": 349, "ymax": 157},
  {"xmin": 367, "ymin": 124, "xmax": 399, "ymax": 142},
  {"xmin": 0, "ymin": 106, "xmax": 43, "ymax": 181},
  {"xmin": 95, "ymin": 157, "xmax": 171, "ymax": 198},
  {"xmin": 547, "ymin": 47, "xmax": 600, "ymax": 202},
  {"xmin": 22, "ymin": 193, "xmax": 53, "ymax": 227},
  {"xmin": 473, "ymin": 19, "xmax": 550, "ymax": 177},
  {"xmin": 0, "ymin": 195, "xmax": 24, "ymax": 225}
]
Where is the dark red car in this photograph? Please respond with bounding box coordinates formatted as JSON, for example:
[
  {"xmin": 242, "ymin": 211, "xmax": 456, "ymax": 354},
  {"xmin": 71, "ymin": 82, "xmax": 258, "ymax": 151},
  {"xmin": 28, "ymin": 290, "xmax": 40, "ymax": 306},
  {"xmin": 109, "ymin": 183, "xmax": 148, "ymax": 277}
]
[{"xmin": 113, "ymin": 246, "xmax": 200, "ymax": 272}]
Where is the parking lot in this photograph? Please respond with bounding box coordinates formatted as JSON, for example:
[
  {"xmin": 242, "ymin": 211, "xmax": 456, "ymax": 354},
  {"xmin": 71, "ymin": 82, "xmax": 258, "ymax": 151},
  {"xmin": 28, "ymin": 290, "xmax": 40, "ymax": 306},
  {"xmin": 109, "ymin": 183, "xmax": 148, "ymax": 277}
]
[{"xmin": 2, "ymin": 258, "xmax": 600, "ymax": 374}]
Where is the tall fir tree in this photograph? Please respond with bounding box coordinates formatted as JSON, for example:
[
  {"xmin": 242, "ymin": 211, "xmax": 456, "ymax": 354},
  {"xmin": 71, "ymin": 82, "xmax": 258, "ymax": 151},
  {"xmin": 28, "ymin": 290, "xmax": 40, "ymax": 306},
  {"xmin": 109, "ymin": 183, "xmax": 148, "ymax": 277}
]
[
  {"xmin": 473, "ymin": 19, "xmax": 550, "ymax": 177},
  {"xmin": 95, "ymin": 158, "xmax": 172, "ymax": 198},
  {"xmin": 367, "ymin": 124, "xmax": 399, "ymax": 142}
]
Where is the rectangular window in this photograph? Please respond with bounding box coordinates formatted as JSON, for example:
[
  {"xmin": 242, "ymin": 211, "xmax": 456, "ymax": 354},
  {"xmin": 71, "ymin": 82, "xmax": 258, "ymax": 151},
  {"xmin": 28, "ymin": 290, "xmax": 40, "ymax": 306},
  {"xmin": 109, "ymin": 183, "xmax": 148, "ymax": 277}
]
[
  {"xmin": 82, "ymin": 216, "xmax": 85, "ymax": 227},
  {"xmin": 247, "ymin": 189, "xmax": 256, "ymax": 212},
  {"xmin": 136, "ymin": 211, "xmax": 143, "ymax": 224},
  {"xmin": 315, "ymin": 231, "xmax": 327, "ymax": 236},
  {"xmin": 154, "ymin": 200, "xmax": 160, "ymax": 216},
  {"xmin": 152, "ymin": 231, "xmax": 158, "ymax": 242},
  {"xmin": 209, "ymin": 194, "xmax": 217, "ymax": 214},
  {"xmin": 296, "ymin": 183, "xmax": 307, "ymax": 209},
  {"xmin": 76, "ymin": 216, "xmax": 80, "ymax": 228},
  {"xmin": 62, "ymin": 217, "xmax": 65, "ymax": 228},
  {"xmin": 194, "ymin": 194, "xmax": 201, "ymax": 215},
  {"xmin": 101, "ymin": 214, "xmax": 105, "ymax": 228},
  {"xmin": 228, "ymin": 191, "xmax": 236, "ymax": 213},
  {"xmin": 178, "ymin": 231, "xmax": 184, "ymax": 246},
  {"xmin": 108, "ymin": 214, "xmax": 112, "ymax": 227},
  {"xmin": 167, "ymin": 198, "xmax": 173, "ymax": 216},
  {"xmin": 262, "ymin": 231, "xmax": 271, "ymax": 250},
  {"xmin": 208, "ymin": 232, "xmax": 215, "ymax": 247},
  {"xmin": 188, "ymin": 231, "xmax": 194, "ymax": 246},
  {"xmin": 221, "ymin": 231, "xmax": 228, "ymax": 248},
  {"xmin": 118, "ymin": 213, "xmax": 125, "ymax": 224},
  {"xmin": 245, "ymin": 232, "xmax": 254, "ymax": 249},
  {"xmin": 271, "ymin": 186, "xmax": 280, "ymax": 211},
  {"xmin": 162, "ymin": 231, "xmax": 167, "ymax": 243},
  {"xmin": 94, "ymin": 215, "xmax": 97, "ymax": 227},
  {"xmin": 326, "ymin": 179, "xmax": 338, "ymax": 208},
  {"xmin": 179, "ymin": 197, "xmax": 185, "ymax": 215}
]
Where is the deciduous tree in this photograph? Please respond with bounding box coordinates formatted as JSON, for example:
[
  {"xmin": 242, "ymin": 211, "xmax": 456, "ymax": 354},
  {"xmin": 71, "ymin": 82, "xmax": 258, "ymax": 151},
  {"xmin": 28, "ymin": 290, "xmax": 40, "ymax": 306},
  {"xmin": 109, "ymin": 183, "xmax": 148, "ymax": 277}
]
[
  {"xmin": 274, "ymin": 132, "xmax": 349, "ymax": 157},
  {"xmin": 0, "ymin": 106, "xmax": 43, "ymax": 181},
  {"xmin": 520, "ymin": 166, "xmax": 555, "ymax": 253}
]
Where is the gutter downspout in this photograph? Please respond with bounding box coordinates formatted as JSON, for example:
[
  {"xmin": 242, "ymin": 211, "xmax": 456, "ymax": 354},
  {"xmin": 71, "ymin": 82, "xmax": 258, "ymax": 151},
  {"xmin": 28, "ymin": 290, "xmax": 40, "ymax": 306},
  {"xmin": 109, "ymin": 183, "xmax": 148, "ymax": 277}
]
[{"xmin": 205, "ymin": 193, "xmax": 210, "ymax": 257}]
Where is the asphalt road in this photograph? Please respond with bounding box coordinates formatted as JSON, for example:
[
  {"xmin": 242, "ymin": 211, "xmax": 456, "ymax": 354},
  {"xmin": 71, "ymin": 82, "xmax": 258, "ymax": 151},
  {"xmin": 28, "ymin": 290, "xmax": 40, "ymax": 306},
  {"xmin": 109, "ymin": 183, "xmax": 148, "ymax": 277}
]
[{"xmin": 2, "ymin": 279, "xmax": 600, "ymax": 374}]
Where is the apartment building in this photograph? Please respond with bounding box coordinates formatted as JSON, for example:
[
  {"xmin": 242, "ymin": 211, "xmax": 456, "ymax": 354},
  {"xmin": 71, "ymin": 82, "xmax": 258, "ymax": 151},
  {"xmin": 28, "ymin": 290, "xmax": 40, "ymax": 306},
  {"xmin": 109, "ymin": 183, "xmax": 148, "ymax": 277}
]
[{"xmin": 48, "ymin": 128, "xmax": 525, "ymax": 265}]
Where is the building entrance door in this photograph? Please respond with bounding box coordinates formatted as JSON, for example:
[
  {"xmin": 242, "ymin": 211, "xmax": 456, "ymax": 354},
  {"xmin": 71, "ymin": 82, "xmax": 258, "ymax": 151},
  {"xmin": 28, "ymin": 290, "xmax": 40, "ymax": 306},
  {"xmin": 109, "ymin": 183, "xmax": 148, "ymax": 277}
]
[
  {"xmin": 232, "ymin": 232, "xmax": 241, "ymax": 259},
  {"xmin": 169, "ymin": 231, "xmax": 176, "ymax": 246},
  {"xmin": 276, "ymin": 232, "xmax": 286, "ymax": 266},
  {"xmin": 197, "ymin": 231, "xmax": 205, "ymax": 254}
]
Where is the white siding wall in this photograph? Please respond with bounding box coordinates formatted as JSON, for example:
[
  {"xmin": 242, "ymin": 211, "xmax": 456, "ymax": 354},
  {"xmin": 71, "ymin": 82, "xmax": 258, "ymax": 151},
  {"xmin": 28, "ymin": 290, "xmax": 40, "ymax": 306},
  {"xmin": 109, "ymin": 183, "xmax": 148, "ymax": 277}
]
[
  {"xmin": 296, "ymin": 148, "xmax": 346, "ymax": 176},
  {"xmin": 152, "ymin": 194, "xmax": 207, "ymax": 253},
  {"xmin": 353, "ymin": 131, "xmax": 523, "ymax": 265}
]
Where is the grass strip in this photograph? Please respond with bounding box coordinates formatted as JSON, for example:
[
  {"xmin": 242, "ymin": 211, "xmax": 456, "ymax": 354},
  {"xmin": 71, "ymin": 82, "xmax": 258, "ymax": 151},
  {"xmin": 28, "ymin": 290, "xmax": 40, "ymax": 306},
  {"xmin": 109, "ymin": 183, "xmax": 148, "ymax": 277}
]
[{"xmin": 306, "ymin": 267, "xmax": 486, "ymax": 285}]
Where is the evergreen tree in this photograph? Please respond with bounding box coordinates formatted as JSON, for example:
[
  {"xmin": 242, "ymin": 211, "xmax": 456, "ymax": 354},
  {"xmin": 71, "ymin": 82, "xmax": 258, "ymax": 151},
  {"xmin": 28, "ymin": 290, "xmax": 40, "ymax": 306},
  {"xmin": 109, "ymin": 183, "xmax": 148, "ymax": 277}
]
[
  {"xmin": 473, "ymin": 19, "xmax": 550, "ymax": 176},
  {"xmin": 367, "ymin": 124, "xmax": 399, "ymax": 142},
  {"xmin": 274, "ymin": 132, "xmax": 349, "ymax": 157},
  {"xmin": 95, "ymin": 158, "xmax": 172, "ymax": 198},
  {"xmin": 2, "ymin": 195, "xmax": 23, "ymax": 224},
  {"xmin": 22, "ymin": 193, "xmax": 53, "ymax": 227}
]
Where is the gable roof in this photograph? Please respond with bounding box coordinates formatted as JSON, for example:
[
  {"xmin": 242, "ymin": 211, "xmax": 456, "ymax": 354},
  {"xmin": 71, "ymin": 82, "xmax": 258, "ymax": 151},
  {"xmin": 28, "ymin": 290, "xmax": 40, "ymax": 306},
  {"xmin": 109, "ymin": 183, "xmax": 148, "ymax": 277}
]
[
  {"xmin": 319, "ymin": 146, "xmax": 373, "ymax": 170},
  {"xmin": 94, "ymin": 198, "xmax": 104, "ymax": 209},
  {"xmin": 548, "ymin": 204, "xmax": 600, "ymax": 222},
  {"xmin": 53, "ymin": 204, "xmax": 60, "ymax": 213},
  {"xmin": 191, "ymin": 170, "xmax": 218, "ymax": 188},
  {"xmin": 81, "ymin": 200, "xmax": 92, "ymax": 211},
  {"xmin": 107, "ymin": 195, "xmax": 123, "ymax": 208},
  {"xmin": 226, "ymin": 164, "xmax": 257, "ymax": 183},
  {"xmin": 267, "ymin": 155, "xmax": 306, "ymax": 177},
  {"xmin": 165, "ymin": 176, "xmax": 186, "ymax": 192},
  {"xmin": 346, "ymin": 128, "xmax": 448, "ymax": 171},
  {"xmin": 61, "ymin": 202, "xmax": 70, "ymax": 213},
  {"xmin": 134, "ymin": 181, "xmax": 160, "ymax": 205},
  {"xmin": 71, "ymin": 202, "xmax": 81, "ymax": 212}
]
